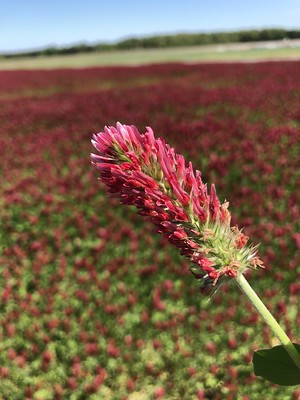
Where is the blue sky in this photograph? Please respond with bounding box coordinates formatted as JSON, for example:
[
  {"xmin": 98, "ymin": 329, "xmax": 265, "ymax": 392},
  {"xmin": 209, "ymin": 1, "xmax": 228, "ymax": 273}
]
[{"xmin": 1, "ymin": 0, "xmax": 299, "ymax": 53}]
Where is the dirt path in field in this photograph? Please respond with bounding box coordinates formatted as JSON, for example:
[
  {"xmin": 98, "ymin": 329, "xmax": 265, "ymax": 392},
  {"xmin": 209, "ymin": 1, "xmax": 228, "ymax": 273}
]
[
  {"xmin": 205, "ymin": 38, "xmax": 300, "ymax": 52},
  {"xmin": 183, "ymin": 39, "xmax": 300, "ymax": 63}
]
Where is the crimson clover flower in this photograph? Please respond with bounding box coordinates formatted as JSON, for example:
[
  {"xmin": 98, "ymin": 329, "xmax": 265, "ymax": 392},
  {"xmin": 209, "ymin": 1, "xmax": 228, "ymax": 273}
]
[{"xmin": 91, "ymin": 123, "xmax": 263, "ymax": 293}]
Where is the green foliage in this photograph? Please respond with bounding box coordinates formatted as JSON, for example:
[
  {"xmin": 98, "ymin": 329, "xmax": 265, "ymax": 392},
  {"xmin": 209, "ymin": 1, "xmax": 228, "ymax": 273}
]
[{"xmin": 253, "ymin": 344, "xmax": 300, "ymax": 386}]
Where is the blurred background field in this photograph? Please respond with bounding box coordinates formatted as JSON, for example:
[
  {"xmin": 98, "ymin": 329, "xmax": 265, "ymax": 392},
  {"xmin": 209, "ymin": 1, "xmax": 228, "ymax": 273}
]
[
  {"xmin": 0, "ymin": 40, "xmax": 300, "ymax": 70},
  {"xmin": 1, "ymin": 1, "xmax": 300, "ymax": 399},
  {"xmin": 0, "ymin": 61, "xmax": 300, "ymax": 399}
]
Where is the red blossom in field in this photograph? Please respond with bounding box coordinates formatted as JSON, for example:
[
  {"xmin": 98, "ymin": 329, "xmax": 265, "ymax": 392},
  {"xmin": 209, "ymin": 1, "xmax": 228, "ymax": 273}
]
[
  {"xmin": 91, "ymin": 123, "xmax": 263, "ymax": 291},
  {"xmin": 0, "ymin": 62, "xmax": 299, "ymax": 398}
]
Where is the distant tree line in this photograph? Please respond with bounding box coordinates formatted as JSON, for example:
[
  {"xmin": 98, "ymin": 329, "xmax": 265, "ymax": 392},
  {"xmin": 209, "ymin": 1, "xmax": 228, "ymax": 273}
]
[
  {"xmin": 3, "ymin": 28, "xmax": 300, "ymax": 58},
  {"xmin": 115, "ymin": 29, "xmax": 300, "ymax": 50}
]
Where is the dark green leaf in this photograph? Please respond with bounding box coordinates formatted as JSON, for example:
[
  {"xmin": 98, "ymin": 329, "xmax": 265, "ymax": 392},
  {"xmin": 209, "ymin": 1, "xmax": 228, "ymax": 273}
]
[{"xmin": 253, "ymin": 343, "xmax": 300, "ymax": 386}]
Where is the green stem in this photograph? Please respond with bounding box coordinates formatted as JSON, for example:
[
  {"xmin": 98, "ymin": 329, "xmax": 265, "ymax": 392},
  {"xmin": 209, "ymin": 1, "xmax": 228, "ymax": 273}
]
[{"xmin": 235, "ymin": 273, "xmax": 300, "ymax": 371}]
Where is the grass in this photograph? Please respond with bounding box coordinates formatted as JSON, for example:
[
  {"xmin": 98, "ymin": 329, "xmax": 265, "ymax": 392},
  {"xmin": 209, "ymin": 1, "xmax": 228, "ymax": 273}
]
[{"xmin": 0, "ymin": 44, "xmax": 300, "ymax": 70}]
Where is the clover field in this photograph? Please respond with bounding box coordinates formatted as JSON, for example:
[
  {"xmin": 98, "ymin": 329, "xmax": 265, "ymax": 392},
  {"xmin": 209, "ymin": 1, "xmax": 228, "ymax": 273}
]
[{"xmin": 0, "ymin": 62, "xmax": 300, "ymax": 400}]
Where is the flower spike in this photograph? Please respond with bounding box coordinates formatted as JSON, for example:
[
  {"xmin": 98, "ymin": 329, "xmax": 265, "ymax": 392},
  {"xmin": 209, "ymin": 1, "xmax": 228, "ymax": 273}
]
[{"xmin": 91, "ymin": 123, "xmax": 263, "ymax": 293}]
